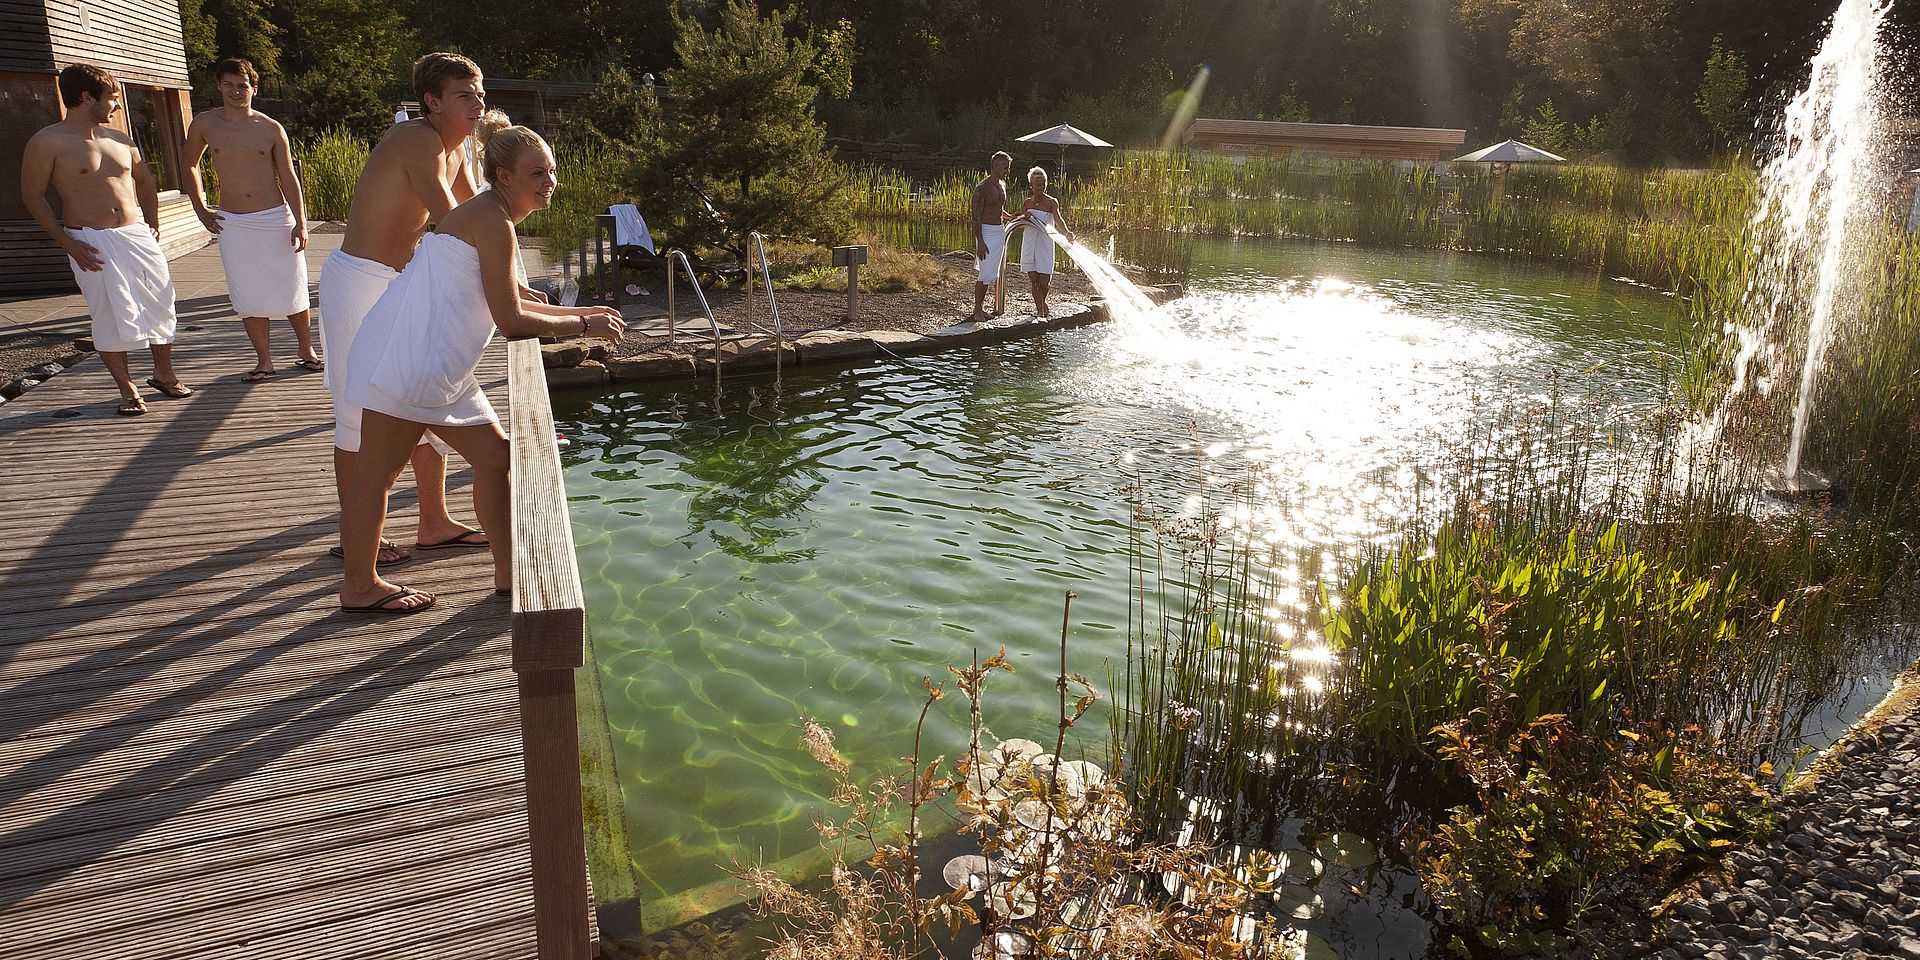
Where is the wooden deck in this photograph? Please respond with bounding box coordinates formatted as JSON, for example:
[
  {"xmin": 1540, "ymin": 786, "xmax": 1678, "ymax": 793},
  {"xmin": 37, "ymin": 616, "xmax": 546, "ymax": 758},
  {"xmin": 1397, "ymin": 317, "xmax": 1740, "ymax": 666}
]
[{"xmin": 0, "ymin": 260, "xmax": 556, "ymax": 957}]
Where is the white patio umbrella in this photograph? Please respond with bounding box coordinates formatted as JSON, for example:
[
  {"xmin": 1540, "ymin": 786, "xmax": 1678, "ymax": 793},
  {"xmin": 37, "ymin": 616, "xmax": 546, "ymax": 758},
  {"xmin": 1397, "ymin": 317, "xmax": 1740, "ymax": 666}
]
[
  {"xmin": 1015, "ymin": 123, "xmax": 1115, "ymax": 180},
  {"xmin": 1454, "ymin": 139, "xmax": 1567, "ymax": 164}
]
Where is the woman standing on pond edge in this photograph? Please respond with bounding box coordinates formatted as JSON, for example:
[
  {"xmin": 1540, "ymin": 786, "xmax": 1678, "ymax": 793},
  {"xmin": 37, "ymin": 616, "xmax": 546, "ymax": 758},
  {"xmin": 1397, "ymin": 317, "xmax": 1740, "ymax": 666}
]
[{"xmin": 1015, "ymin": 166, "xmax": 1076, "ymax": 317}]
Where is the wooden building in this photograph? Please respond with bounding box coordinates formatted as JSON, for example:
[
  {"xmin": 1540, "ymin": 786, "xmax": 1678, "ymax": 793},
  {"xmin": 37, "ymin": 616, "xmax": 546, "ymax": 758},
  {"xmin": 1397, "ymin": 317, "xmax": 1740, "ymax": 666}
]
[
  {"xmin": 1182, "ymin": 118, "xmax": 1468, "ymax": 163},
  {"xmin": 483, "ymin": 79, "xmax": 599, "ymax": 137},
  {"xmin": 1, "ymin": 0, "xmax": 209, "ymax": 295}
]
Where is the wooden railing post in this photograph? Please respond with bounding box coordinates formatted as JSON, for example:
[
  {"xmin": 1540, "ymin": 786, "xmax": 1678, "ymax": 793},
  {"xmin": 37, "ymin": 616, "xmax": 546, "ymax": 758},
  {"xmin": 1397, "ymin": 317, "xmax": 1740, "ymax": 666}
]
[{"xmin": 507, "ymin": 337, "xmax": 594, "ymax": 959}]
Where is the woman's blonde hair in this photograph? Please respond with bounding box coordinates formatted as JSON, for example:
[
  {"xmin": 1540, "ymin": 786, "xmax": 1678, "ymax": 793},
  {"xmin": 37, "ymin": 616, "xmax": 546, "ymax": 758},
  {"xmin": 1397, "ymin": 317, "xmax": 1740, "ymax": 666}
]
[
  {"xmin": 1027, "ymin": 166, "xmax": 1049, "ymax": 185},
  {"xmin": 475, "ymin": 111, "xmax": 548, "ymax": 187}
]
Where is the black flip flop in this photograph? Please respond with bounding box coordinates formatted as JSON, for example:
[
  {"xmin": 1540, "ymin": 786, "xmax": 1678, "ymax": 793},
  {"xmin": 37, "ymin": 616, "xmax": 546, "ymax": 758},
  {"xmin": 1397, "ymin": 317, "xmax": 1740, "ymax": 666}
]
[
  {"xmin": 116, "ymin": 397, "xmax": 147, "ymax": 416},
  {"xmin": 329, "ymin": 540, "xmax": 412, "ymax": 566},
  {"xmin": 340, "ymin": 586, "xmax": 436, "ymax": 615},
  {"xmin": 417, "ymin": 530, "xmax": 490, "ymax": 550},
  {"xmin": 242, "ymin": 368, "xmax": 276, "ymax": 383},
  {"xmin": 293, "ymin": 358, "xmax": 325, "ymax": 371}
]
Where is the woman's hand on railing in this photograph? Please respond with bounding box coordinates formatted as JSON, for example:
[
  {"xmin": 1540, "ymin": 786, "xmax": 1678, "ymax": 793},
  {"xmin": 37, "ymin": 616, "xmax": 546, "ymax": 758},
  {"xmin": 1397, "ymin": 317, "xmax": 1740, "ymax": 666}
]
[{"xmin": 577, "ymin": 305, "xmax": 626, "ymax": 342}]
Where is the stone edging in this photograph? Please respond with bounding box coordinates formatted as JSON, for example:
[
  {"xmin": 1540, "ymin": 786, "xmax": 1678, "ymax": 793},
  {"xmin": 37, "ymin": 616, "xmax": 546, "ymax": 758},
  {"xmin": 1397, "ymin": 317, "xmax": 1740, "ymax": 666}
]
[
  {"xmin": 1619, "ymin": 663, "xmax": 1920, "ymax": 960},
  {"xmin": 1, "ymin": 339, "xmax": 92, "ymax": 403},
  {"xmin": 538, "ymin": 300, "xmax": 1117, "ymax": 389}
]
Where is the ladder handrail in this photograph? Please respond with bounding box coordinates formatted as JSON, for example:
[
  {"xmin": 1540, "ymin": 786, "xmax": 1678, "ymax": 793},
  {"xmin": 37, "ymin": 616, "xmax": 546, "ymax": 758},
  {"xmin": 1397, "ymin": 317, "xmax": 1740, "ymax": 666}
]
[
  {"xmin": 665, "ymin": 249, "xmax": 726, "ymax": 370},
  {"xmin": 742, "ymin": 231, "xmax": 784, "ymax": 346},
  {"xmin": 993, "ymin": 219, "xmax": 1049, "ymax": 316}
]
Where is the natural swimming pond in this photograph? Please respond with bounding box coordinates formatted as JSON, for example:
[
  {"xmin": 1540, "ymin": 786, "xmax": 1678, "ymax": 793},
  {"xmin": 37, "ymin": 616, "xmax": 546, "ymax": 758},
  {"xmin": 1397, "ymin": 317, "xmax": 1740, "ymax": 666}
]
[{"xmin": 549, "ymin": 235, "xmax": 1895, "ymax": 950}]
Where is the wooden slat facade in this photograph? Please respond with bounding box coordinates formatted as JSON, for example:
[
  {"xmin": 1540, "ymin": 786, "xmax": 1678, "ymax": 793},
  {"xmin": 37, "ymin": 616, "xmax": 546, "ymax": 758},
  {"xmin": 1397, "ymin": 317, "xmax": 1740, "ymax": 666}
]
[
  {"xmin": 36, "ymin": 0, "xmax": 190, "ymax": 88},
  {"xmin": 1182, "ymin": 117, "xmax": 1469, "ymax": 162},
  {"xmin": 0, "ymin": 1, "xmax": 56, "ymax": 72},
  {"xmin": 1, "ymin": 1, "xmax": 209, "ymax": 291},
  {"xmin": 0, "ymin": 283, "xmax": 589, "ymax": 956}
]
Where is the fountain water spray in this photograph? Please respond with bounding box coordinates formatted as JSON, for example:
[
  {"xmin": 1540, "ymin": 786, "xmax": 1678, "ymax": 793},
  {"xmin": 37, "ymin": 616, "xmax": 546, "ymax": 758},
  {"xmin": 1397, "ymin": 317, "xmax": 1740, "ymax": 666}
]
[{"xmin": 1721, "ymin": 0, "xmax": 1891, "ymax": 488}]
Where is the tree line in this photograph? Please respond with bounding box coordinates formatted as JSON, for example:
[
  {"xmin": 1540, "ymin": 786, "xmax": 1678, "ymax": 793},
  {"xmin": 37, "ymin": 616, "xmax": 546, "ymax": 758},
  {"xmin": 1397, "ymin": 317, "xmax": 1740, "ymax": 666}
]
[{"xmin": 179, "ymin": 0, "xmax": 1914, "ymax": 165}]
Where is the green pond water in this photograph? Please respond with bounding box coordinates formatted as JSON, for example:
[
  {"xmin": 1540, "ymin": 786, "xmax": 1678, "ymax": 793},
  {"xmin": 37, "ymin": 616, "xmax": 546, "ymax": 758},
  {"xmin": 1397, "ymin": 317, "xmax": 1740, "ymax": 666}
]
[{"xmin": 550, "ymin": 235, "xmax": 1688, "ymax": 951}]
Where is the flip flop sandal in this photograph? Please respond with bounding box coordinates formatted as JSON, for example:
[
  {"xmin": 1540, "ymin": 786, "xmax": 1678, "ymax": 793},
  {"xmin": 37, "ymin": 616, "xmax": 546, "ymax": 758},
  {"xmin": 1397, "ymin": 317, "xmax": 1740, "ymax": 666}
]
[
  {"xmin": 340, "ymin": 585, "xmax": 436, "ymax": 615},
  {"xmin": 145, "ymin": 378, "xmax": 195, "ymax": 399},
  {"xmin": 293, "ymin": 358, "xmax": 325, "ymax": 371},
  {"xmin": 242, "ymin": 369, "xmax": 276, "ymax": 383},
  {"xmin": 116, "ymin": 397, "xmax": 147, "ymax": 416},
  {"xmin": 329, "ymin": 540, "xmax": 412, "ymax": 565},
  {"xmin": 416, "ymin": 529, "xmax": 490, "ymax": 550}
]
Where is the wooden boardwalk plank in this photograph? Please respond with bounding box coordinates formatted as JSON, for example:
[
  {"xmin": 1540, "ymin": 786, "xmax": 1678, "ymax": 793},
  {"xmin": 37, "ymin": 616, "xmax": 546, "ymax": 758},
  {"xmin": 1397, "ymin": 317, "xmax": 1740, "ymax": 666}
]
[{"xmin": 0, "ymin": 237, "xmax": 547, "ymax": 960}]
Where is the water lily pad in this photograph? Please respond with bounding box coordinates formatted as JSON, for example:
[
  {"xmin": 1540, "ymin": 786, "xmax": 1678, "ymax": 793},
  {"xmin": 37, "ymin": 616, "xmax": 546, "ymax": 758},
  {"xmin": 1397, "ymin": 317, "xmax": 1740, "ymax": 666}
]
[
  {"xmin": 943, "ymin": 855, "xmax": 991, "ymax": 895},
  {"xmin": 1273, "ymin": 885, "xmax": 1325, "ymax": 920},
  {"xmin": 965, "ymin": 740, "xmax": 1047, "ymax": 800},
  {"xmin": 1012, "ymin": 799, "xmax": 1055, "ymax": 831},
  {"xmin": 1311, "ymin": 832, "xmax": 1378, "ymax": 872},
  {"xmin": 1058, "ymin": 759, "xmax": 1106, "ymax": 791}
]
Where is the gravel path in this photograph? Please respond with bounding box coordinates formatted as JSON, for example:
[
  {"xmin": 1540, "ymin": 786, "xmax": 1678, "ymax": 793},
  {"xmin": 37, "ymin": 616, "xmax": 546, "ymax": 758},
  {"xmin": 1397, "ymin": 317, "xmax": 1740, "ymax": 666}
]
[{"xmin": 1625, "ymin": 674, "xmax": 1920, "ymax": 960}]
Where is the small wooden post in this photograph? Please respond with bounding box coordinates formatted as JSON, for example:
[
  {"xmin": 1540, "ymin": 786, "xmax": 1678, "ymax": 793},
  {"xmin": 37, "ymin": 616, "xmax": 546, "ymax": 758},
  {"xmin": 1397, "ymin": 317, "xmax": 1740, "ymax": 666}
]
[{"xmin": 832, "ymin": 244, "xmax": 868, "ymax": 322}]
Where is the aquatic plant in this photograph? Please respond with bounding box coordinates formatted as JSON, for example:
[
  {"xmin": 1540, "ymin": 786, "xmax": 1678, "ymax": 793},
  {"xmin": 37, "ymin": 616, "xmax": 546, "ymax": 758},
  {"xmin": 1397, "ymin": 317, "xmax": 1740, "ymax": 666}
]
[
  {"xmin": 292, "ymin": 127, "xmax": 369, "ymax": 222},
  {"xmin": 1107, "ymin": 388, "xmax": 1912, "ymax": 950},
  {"xmin": 1414, "ymin": 694, "xmax": 1774, "ymax": 958},
  {"xmin": 738, "ymin": 631, "xmax": 1305, "ymax": 960}
]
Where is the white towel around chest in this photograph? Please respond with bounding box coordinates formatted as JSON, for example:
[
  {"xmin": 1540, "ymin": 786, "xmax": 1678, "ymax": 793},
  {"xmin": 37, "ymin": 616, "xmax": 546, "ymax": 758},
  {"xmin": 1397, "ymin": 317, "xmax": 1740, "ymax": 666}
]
[{"xmin": 348, "ymin": 233, "xmax": 495, "ymax": 410}]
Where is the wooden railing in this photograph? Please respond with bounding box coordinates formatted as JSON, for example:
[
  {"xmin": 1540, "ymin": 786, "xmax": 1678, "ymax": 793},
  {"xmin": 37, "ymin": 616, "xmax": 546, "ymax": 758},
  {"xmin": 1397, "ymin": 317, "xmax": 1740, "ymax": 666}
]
[{"xmin": 506, "ymin": 336, "xmax": 594, "ymax": 959}]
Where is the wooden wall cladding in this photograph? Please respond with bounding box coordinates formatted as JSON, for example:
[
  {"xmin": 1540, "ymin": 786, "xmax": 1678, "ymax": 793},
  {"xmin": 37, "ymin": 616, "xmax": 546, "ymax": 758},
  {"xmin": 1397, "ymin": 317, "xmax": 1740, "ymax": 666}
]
[{"xmin": 2, "ymin": 0, "xmax": 193, "ymax": 89}]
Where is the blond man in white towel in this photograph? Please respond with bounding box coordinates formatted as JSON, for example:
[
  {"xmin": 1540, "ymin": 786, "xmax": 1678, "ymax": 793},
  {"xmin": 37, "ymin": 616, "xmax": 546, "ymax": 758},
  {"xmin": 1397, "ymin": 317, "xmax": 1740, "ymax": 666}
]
[
  {"xmin": 183, "ymin": 56, "xmax": 321, "ymax": 383},
  {"xmin": 20, "ymin": 63, "xmax": 192, "ymax": 416},
  {"xmin": 970, "ymin": 151, "xmax": 1015, "ymax": 323},
  {"xmin": 319, "ymin": 52, "xmax": 537, "ymax": 563}
]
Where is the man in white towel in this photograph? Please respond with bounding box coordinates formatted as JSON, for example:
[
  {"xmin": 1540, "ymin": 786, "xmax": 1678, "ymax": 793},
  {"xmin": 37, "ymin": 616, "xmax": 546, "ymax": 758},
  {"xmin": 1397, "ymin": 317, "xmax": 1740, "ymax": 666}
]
[
  {"xmin": 183, "ymin": 56, "xmax": 321, "ymax": 383},
  {"xmin": 970, "ymin": 151, "xmax": 1015, "ymax": 323},
  {"xmin": 20, "ymin": 63, "xmax": 192, "ymax": 416},
  {"xmin": 318, "ymin": 52, "xmax": 520, "ymax": 562}
]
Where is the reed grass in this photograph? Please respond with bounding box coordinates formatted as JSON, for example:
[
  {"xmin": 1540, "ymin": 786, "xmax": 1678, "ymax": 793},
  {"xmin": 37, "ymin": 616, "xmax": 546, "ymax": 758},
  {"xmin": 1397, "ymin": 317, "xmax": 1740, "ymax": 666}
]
[
  {"xmin": 292, "ymin": 128, "xmax": 369, "ymax": 223},
  {"xmin": 1113, "ymin": 393, "xmax": 1912, "ymax": 842},
  {"xmin": 519, "ymin": 142, "xmax": 630, "ymax": 261}
]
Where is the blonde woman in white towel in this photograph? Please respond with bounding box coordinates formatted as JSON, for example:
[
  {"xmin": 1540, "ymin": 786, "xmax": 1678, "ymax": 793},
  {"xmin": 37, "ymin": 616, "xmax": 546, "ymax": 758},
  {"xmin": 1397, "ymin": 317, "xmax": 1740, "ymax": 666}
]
[
  {"xmin": 1014, "ymin": 166, "xmax": 1076, "ymax": 317},
  {"xmin": 182, "ymin": 56, "xmax": 323, "ymax": 382},
  {"xmin": 336, "ymin": 119, "xmax": 624, "ymax": 614}
]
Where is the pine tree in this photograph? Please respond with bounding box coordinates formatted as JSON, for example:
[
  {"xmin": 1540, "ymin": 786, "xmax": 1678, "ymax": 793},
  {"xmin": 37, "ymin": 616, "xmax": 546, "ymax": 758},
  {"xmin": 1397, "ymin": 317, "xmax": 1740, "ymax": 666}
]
[{"xmin": 627, "ymin": 1, "xmax": 851, "ymax": 255}]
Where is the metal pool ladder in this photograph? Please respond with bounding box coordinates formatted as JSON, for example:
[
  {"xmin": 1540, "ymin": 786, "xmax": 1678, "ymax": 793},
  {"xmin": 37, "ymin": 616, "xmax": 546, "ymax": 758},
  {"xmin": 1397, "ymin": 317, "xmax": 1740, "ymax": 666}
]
[
  {"xmin": 743, "ymin": 231, "xmax": 785, "ymax": 373},
  {"xmin": 665, "ymin": 249, "xmax": 726, "ymax": 373},
  {"xmin": 993, "ymin": 219, "xmax": 1048, "ymax": 316}
]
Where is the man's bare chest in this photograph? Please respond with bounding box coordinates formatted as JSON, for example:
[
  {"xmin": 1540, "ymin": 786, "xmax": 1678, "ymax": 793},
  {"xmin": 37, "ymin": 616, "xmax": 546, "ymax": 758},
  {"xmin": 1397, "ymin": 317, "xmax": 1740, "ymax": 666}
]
[
  {"xmin": 206, "ymin": 122, "xmax": 278, "ymax": 164},
  {"xmin": 55, "ymin": 137, "xmax": 133, "ymax": 188}
]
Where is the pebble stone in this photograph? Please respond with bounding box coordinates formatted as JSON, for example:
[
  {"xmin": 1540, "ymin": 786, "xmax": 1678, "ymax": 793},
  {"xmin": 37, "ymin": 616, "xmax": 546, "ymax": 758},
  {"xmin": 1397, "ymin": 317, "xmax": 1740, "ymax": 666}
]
[{"xmin": 1592, "ymin": 713, "xmax": 1920, "ymax": 959}]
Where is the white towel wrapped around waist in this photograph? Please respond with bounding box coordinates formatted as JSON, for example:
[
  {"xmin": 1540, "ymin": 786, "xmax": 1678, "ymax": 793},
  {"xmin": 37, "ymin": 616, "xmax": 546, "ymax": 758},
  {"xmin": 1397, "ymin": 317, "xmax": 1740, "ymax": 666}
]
[
  {"xmin": 317, "ymin": 249, "xmax": 398, "ymax": 395},
  {"xmin": 66, "ymin": 223, "xmax": 177, "ymax": 353},
  {"xmin": 217, "ymin": 204, "xmax": 310, "ymax": 317},
  {"xmin": 975, "ymin": 221, "xmax": 1007, "ymax": 283},
  {"xmin": 346, "ymin": 232, "xmax": 497, "ymax": 416}
]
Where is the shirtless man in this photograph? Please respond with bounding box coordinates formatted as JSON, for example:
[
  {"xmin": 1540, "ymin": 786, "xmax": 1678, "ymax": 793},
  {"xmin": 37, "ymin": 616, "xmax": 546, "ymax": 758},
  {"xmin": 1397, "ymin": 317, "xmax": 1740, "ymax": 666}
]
[
  {"xmin": 20, "ymin": 63, "xmax": 192, "ymax": 415},
  {"xmin": 970, "ymin": 151, "xmax": 1015, "ymax": 322},
  {"xmin": 182, "ymin": 56, "xmax": 321, "ymax": 383},
  {"xmin": 319, "ymin": 52, "xmax": 541, "ymax": 568}
]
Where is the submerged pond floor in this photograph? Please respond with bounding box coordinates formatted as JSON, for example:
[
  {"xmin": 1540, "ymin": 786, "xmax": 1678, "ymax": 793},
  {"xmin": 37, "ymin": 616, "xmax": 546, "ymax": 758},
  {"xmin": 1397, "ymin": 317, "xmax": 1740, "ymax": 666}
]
[{"xmin": 552, "ymin": 235, "xmax": 1912, "ymax": 955}]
